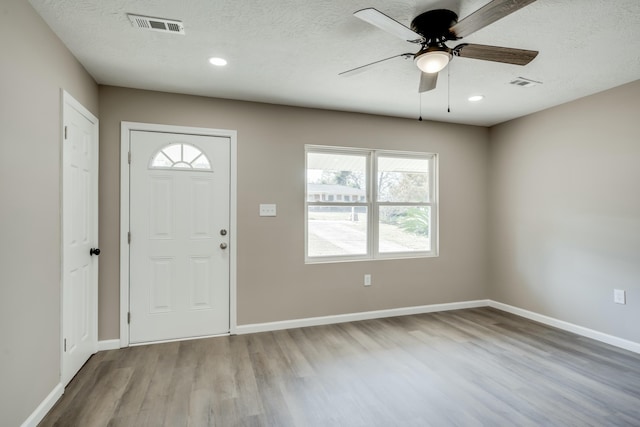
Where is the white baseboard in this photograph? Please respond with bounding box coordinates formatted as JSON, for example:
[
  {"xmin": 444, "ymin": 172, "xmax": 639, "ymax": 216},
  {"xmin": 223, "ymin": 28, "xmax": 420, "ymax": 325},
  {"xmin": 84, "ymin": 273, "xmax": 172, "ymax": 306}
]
[
  {"xmin": 488, "ymin": 300, "xmax": 640, "ymax": 354},
  {"xmin": 21, "ymin": 382, "xmax": 63, "ymax": 427},
  {"xmin": 236, "ymin": 299, "xmax": 490, "ymax": 334},
  {"xmin": 236, "ymin": 299, "xmax": 640, "ymax": 355},
  {"xmin": 21, "ymin": 340, "xmax": 118, "ymax": 426},
  {"xmin": 97, "ymin": 339, "xmax": 121, "ymax": 351}
]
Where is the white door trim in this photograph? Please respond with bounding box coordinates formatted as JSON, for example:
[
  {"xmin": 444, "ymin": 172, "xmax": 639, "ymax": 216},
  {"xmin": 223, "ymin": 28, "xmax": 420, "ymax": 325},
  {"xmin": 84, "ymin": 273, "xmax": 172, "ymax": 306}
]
[
  {"xmin": 120, "ymin": 122, "xmax": 237, "ymax": 347},
  {"xmin": 61, "ymin": 90, "xmax": 99, "ymax": 384}
]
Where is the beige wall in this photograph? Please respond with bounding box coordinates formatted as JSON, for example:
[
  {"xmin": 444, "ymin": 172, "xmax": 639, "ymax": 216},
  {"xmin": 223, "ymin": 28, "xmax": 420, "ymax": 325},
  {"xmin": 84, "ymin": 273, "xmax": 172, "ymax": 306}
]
[
  {"xmin": 98, "ymin": 86, "xmax": 490, "ymax": 339},
  {"xmin": 488, "ymin": 80, "xmax": 640, "ymax": 343},
  {"xmin": 5, "ymin": 3, "xmax": 636, "ymax": 423},
  {"xmin": 0, "ymin": 0, "xmax": 98, "ymax": 425}
]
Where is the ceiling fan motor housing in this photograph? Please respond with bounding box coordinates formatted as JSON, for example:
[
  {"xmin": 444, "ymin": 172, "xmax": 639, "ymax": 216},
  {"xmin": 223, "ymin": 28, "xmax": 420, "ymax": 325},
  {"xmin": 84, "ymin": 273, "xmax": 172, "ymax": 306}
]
[
  {"xmin": 410, "ymin": 9, "xmax": 459, "ymax": 43},
  {"xmin": 417, "ymin": 45, "xmax": 453, "ymax": 56}
]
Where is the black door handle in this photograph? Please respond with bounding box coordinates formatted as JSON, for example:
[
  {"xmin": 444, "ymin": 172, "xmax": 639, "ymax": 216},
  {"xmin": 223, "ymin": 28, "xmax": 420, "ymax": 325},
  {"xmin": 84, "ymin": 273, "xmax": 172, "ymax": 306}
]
[{"xmin": 90, "ymin": 248, "xmax": 101, "ymax": 256}]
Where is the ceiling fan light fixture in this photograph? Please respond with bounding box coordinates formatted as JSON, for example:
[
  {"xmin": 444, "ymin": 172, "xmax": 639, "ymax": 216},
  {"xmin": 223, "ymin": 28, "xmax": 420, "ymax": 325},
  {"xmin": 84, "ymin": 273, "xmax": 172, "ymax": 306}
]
[{"xmin": 414, "ymin": 49, "xmax": 452, "ymax": 74}]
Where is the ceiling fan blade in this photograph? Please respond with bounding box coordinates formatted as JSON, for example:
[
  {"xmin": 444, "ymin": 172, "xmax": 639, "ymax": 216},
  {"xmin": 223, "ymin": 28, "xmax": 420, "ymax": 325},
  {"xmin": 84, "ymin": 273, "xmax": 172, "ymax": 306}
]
[
  {"xmin": 450, "ymin": 0, "xmax": 537, "ymax": 39},
  {"xmin": 454, "ymin": 43, "xmax": 538, "ymax": 65},
  {"xmin": 419, "ymin": 72, "xmax": 438, "ymax": 93},
  {"xmin": 339, "ymin": 53, "xmax": 413, "ymax": 77},
  {"xmin": 354, "ymin": 8, "xmax": 424, "ymax": 43}
]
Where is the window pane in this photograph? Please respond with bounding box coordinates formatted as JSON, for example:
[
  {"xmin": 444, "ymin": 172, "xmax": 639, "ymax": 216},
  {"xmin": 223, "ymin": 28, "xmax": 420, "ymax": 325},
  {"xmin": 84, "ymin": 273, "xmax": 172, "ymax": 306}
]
[
  {"xmin": 163, "ymin": 144, "xmax": 182, "ymax": 163},
  {"xmin": 192, "ymin": 155, "xmax": 211, "ymax": 169},
  {"xmin": 182, "ymin": 144, "xmax": 201, "ymax": 163},
  {"xmin": 307, "ymin": 152, "xmax": 367, "ymax": 203},
  {"xmin": 151, "ymin": 152, "xmax": 172, "ymax": 168},
  {"xmin": 307, "ymin": 206, "xmax": 368, "ymax": 257},
  {"xmin": 377, "ymin": 156, "xmax": 429, "ymax": 202},
  {"xmin": 378, "ymin": 206, "xmax": 430, "ymax": 253}
]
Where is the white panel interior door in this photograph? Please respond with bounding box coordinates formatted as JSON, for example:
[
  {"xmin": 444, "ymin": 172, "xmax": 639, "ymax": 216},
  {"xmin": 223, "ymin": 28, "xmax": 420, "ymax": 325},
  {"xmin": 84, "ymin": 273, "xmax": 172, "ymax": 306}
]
[
  {"xmin": 129, "ymin": 131, "xmax": 230, "ymax": 343},
  {"xmin": 62, "ymin": 93, "xmax": 98, "ymax": 386}
]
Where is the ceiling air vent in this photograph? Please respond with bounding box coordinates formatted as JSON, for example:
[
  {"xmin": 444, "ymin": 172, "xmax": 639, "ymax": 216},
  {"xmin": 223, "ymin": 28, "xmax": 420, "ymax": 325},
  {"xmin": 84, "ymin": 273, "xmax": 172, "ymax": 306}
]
[
  {"xmin": 509, "ymin": 77, "xmax": 542, "ymax": 87},
  {"xmin": 127, "ymin": 14, "xmax": 185, "ymax": 34}
]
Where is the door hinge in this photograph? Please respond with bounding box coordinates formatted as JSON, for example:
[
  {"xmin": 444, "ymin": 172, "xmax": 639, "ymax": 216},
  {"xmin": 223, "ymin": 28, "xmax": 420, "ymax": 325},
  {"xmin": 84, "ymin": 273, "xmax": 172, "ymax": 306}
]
[
  {"xmin": 64, "ymin": 126, "xmax": 68, "ymax": 140},
  {"xmin": 128, "ymin": 231, "xmax": 131, "ymax": 244},
  {"xmin": 127, "ymin": 312, "xmax": 131, "ymax": 324},
  {"xmin": 64, "ymin": 338, "xmax": 67, "ymax": 352},
  {"xmin": 128, "ymin": 151, "xmax": 131, "ymax": 164}
]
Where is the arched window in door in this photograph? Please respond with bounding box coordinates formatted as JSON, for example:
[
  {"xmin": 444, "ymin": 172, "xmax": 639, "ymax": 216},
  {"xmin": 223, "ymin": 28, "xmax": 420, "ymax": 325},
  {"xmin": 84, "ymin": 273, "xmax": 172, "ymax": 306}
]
[{"xmin": 149, "ymin": 143, "xmax": 212, "ymax": 170}]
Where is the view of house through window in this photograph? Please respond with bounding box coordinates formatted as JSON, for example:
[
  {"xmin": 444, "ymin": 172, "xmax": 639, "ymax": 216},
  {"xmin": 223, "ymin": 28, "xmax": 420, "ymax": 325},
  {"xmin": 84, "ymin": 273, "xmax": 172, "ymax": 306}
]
[{"xmin": 306, "ymin": 146, "xmax": 437, "ymax": 261}]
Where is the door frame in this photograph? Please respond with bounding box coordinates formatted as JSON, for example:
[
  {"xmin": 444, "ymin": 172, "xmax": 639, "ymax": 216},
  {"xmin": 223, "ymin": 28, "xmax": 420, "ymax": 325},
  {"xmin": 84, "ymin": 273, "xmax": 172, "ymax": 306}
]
[
  {"xmin": 120, "ymin": 122, "xmax": 237, "ymax": 347},
  {"xmin": 61, "ymin": 90, "xmax": 99, "ymax": 384}
]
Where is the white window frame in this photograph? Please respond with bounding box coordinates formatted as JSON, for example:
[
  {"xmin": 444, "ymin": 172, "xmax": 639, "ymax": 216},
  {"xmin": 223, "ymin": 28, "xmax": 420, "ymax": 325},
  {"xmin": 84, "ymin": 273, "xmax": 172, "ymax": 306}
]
[{"xmin": 305, "ymin": 145, "xmax": 438, "ymax": 263}]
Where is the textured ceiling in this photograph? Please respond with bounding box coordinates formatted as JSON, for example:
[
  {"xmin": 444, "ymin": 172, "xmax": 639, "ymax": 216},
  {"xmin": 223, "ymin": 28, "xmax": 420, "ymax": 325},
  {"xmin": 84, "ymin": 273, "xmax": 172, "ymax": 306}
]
[{"xmin": 30, "ymin": 0, "xmax": 640, "ymax": 126}]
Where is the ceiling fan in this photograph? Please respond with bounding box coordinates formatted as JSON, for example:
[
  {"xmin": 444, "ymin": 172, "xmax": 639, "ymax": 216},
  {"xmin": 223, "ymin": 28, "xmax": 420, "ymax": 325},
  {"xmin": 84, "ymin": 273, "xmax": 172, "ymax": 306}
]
[{"xmin": 340, "ymin": 0, "xmax": 539, "ymax": 92}]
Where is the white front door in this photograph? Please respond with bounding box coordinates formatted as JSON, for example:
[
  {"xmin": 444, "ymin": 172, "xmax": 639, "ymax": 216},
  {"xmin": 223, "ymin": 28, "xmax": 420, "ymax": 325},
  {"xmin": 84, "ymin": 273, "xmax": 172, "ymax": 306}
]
[
  {"xmin": 62, "ymin": 92, "xmax": 98, "ymax": 386},
  {"xmin": 129, "ymin": 130, "xmax": 230, "ymax": 344}
]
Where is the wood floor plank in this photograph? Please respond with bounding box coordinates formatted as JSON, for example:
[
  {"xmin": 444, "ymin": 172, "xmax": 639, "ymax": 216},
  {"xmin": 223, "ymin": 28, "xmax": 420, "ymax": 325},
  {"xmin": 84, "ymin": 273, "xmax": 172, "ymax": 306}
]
[
  {"xmin": 40, "ymin": 308, "xmax": 640, "ymax": 426},
  {"xmin": 133, "ymin": 341, "xmax": 180, "ymax": 426},
  {"xmin": 109, "ymin": 346, "xmax": 160, "ymax": 421}
]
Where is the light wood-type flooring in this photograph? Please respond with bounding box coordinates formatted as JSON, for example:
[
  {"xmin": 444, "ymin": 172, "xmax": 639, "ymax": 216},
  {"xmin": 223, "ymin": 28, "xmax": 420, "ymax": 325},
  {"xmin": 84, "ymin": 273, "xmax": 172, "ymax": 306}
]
[{"xmin": 40, "ymin": 308, "xmax": 640, "ymax": 426}]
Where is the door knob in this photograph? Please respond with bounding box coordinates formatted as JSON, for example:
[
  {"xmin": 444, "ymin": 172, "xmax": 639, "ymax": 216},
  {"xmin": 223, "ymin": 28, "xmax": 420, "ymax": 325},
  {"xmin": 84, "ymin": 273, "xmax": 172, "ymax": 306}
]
[
  {"xmin": 220, "ymin": 243, "xmax": 228, "ymax": 250},
  {"xmin": 90, "ymin": 248, "xmax": 101, "ymax": 256}
]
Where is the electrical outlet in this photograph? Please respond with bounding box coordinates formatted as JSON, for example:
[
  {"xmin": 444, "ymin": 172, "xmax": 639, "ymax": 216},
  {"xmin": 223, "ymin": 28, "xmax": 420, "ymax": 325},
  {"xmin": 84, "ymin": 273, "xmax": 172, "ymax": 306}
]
[
  {"xmin": 614, "ymin": 289, "xmax": 626, "ymax": 305},
  {"xmin": 259, "ymin": 204, "xmax": 276, "ymax": 217},
  {"xmin": 364, "ymin": 274, "xmax": 371, "ymax": 287}
]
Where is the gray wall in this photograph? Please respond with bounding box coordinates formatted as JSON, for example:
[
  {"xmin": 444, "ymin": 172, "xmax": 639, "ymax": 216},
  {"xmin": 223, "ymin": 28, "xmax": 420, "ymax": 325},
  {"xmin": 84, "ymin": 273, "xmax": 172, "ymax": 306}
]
[
  {"xmin": 488, "ymin": 79, "xmax": 640, "ymax": 343},
  {"xmin": 98, "ymin": 86, "xmax": 490, "ymax": 339},
  {"xmin": 0, "ymin": 1, "xmax": 98, "ymax": 425}
]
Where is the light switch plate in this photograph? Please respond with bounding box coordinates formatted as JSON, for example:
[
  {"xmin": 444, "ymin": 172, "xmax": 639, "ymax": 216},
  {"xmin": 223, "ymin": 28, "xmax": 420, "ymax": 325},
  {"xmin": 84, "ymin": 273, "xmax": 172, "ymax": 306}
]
[
  {"xmin": 259, "ymin": 204, "xmax": 277, "ymax": 217},
  {"xmin": 614, "ymin": 289, "xmax": 626, "ymax": 305}
]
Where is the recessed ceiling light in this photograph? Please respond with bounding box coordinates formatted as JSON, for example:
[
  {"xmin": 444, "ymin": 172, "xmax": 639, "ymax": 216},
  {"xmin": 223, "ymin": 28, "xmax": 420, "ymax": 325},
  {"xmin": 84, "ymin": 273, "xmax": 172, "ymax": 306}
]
[
  {"xmin": 208, "ymin": 57, "xmax": 227, "ymax": 67},
  {"xmin": 468, "ymin": 95, "xmax": 484, "ymax": 102}
]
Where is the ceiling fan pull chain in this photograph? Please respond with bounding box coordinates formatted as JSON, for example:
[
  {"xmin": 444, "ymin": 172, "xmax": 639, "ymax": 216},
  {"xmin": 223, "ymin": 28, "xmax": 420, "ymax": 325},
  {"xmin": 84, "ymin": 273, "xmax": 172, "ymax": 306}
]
[
  {"xmin": 419, "ymin": 93, "xmax": 423, "ymax": 121},
  {"xmin": 447, "ymin": 64, "xmax": 451, "ymax": 113}
]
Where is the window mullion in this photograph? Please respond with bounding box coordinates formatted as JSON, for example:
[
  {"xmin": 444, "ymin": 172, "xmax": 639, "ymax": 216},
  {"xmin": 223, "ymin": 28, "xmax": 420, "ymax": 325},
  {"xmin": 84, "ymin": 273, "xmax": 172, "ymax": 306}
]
[{"xmin": 371, "ymin": 151, "xmax": 378, "ymax": 258}]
